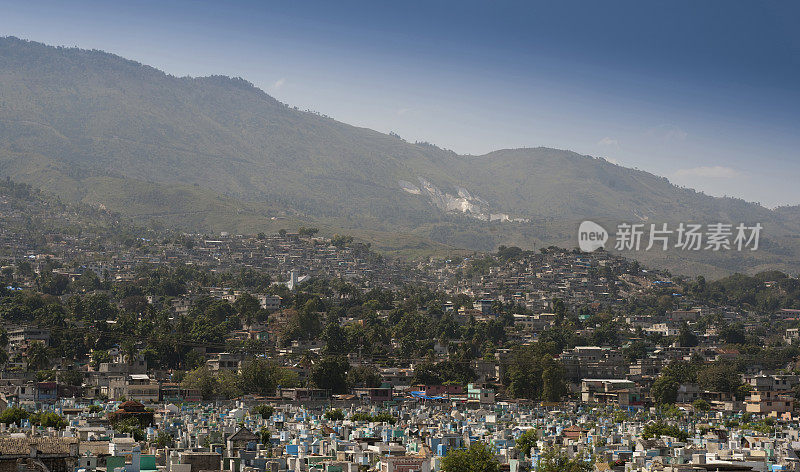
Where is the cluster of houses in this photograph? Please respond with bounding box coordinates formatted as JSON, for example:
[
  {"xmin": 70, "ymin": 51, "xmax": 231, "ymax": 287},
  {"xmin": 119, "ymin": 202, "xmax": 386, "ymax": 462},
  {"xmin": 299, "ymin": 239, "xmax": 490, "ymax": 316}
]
[
  {"xmin": 4, "ymin": 231, "xmax": 431, "ymax": 295},
  {"xmin": 6, "ymin": 200, "xmax": 800, "ymax": 470},
  {"xmin": 426, "ymin": 250, "xmax": 650, "ymax": 313},
  {"xmin": 2, "ymin": 315, "xmax": 799, "ymax": 426}
]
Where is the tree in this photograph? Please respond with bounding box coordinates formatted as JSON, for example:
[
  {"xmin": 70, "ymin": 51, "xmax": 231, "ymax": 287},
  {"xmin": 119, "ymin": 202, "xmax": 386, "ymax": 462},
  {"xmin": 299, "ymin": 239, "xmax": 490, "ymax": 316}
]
[
  {"xmin": 331, "ymin": 234, "xmax": 354, "ymax": 248},
  {"xmin": 623, "ymin": 340, "xmax": 648, "ymax": 362},
  {"xmin": 541, "ymin": 359, "xmax": 567, "ymax": 402},
  {"xmin": 84, "ymin": 293, "xmax": 118, "ymax": 322},
  {"xmin": 181, "ymin": 366, "xmax": 218, "ymax": 401},
  {"xmin": 283, "ymin": 304, "xmax": 322, "ymax": 342},
  {"xmin": 642, "ymin": 421, "xmax": 688, "ymax": 442},
  {"xmin": 16, "ymin": 261, "xmax": 33, "ymax": 277},
  {"xmin": 90, "ymin": 350, "xmax": 111, "ymax": 369},
  {"xmin": 311, "ymin": 356, "xmax": 349, "ymax": 393},
  {"xmin": 298, "ymin": 227, "xmax": 319, "ymax": 237},
  {"xmin": 371, "ymin": 412, "xmax": 396, "ymax": 424},
  {"xmin": 239, "ymin": 359, "xmax": 277, "ymax": 396},
  {"xmin": 40, "ymin": 272, "xmax": 69, "ymax": 296},
  {"xmin": 534, "ymin": 447, "xmax": 591, "ymax": 472},
  {"xmin": 719, "ymin": 323, "xmax": 747, "ymax": 345},
  {"xmin": 115, "ymin": 417, "xmax": 146, "ymax": 441},
  {"xmin": 258, "ymin": 427, "xmax": 271, "ymax": 445},
  {"xmin": 651, "ymin": 361, "xmax": 698, "ymax": 405},
  {"xmin": 651, "ymin": 376, "xmax": 679, "ymax": 405},
  {"xmin": 216, "ymin": 370, "xmax": 242, "ymax": 399},
  {"xmin": 252, "ymin": 404, "xmax": 274, "ymax": 419},
  {"xmin": 182, "ymin": 349, "xmax": 205, "ymax": 370},
  {"xmin": 324, "ymin": 409, "xmax": 345, "ymax": 421},
  {"xmin": 692, "ymin": 398, "xmax": 711, "ymax": 412},
  {"xmin": 412, "ymin": 361, "xmax": 477, "ymax": 386},
  {"xmin": 351, "ymin": 412, "xmax": 373, "ymax": 422},
  {"xmin": 59, "ymin": 370, "xmax": 84, "ymax": 386},
  {"xmin": 31, "ymin": 411, "xmax": 67, "ymax": 429},
  {"xmin": 0, "ymin": 407, "xmax": 29, "ymax": 425},
  {"xmin": 347, "ymin": 365, "xmax": 382, "ymax": 388},
  {"xmin": 155, "ymin": 431, "xmax": 175, "ymax": 448},
  {"xmin": 322, "ymin": 322, "xmax": 348, "ymax": 354},
  {"xmin": 234, "ymin": 293, "xmax": 262, "ymax": 323},
  {"xmin": 504, "ymin": 345, "xmax": 565, "ymax": 401},
  {"xmin": 590, "ymin": 318, "xmax": 620, "ymax": 346},
  {"xmin": 552, "ymin": 298, "xmax": 567, "ymax": 322},
  {"xmin": 121, "ymin": 340, "xmax": 138, "ymax": 364},
  {"xmin": 239, "ymin": 359, "xmax": 299, "ymax": 395},
  {"xmin": 515, "ymin": 429, "xmax": 537, "ymax": 458},
  {"xmin": 26, "ymin": 341, "xmax": 49, "ymax": 371},
  {"xmin": 697, "ymin": 363, "xmax": 744, "ymax": 398},
  {"xmin": 677, "ymin": 323, "xmax": 699, "ymax": 347},
  {"xmin": 349, "ymin": 411, "xmax": 395, "ymax": 424},
  {"xmin": 441, "ymin": 442, "xmax": 499, "ymax": 472}
]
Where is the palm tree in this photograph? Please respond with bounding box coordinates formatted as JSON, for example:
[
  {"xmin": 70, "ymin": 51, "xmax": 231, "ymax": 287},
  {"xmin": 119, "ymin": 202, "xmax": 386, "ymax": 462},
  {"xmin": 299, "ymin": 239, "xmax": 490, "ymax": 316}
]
[
  {"xmin": 121, "ymin": 340, "xmax": 137, "ymax": 364},
  {"xmin": 26, "ymin": 341, "xmax": 49, "ymax": 371}
]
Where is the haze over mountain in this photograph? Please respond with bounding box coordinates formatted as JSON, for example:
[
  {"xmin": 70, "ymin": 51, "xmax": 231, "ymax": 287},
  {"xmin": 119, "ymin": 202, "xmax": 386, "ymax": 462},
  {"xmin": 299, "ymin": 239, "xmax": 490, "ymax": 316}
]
[{"xmin": 1, "ymin": 37, "xmax": 799, "ymax": 276}]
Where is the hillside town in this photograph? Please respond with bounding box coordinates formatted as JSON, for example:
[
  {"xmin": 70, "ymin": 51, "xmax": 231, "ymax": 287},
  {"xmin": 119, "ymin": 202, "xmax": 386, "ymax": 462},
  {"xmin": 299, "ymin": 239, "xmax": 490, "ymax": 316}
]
[
  {"xmin": 2, "ymin": 3, "xmax": 799, "ymax": 471},
  {"xmin": 3, "ymin": 184, "xmax": 800, "ymax": 470}
]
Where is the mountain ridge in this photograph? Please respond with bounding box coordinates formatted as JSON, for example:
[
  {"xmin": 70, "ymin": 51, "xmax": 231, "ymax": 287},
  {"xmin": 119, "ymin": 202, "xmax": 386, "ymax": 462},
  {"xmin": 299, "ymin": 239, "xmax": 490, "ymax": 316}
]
[{"xmin": 1, "ymin": 35, "xmax": 798, "ymax": 276}]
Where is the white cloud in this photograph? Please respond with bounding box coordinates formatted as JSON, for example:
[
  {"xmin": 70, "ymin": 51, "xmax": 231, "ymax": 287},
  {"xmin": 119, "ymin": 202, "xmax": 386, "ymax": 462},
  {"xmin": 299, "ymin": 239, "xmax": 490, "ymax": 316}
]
[
  {"xmin": 597, "ymin": 137, "xmax": 619, "ymax": 147},
  {"xmin": 674, "ymin": 166, "xmax": 740, "ymax": 179},
  {"xmin": 272, "ymin": 78, "xmax": 286, "ymax": 89}
]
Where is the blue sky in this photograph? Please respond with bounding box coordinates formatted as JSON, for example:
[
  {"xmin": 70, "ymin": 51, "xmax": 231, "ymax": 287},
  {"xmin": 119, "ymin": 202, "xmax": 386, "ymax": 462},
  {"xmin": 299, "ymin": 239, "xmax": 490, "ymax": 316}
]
[{"xmin": 2, "ymin": 0, "xmax": 799, "ymax": 206}]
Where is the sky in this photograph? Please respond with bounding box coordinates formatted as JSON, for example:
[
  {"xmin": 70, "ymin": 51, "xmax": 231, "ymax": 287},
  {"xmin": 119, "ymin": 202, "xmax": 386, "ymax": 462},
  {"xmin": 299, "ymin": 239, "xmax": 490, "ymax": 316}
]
[{"xmin": 2, "ymin": 0, "xmax": 799, "ymax": 207}]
